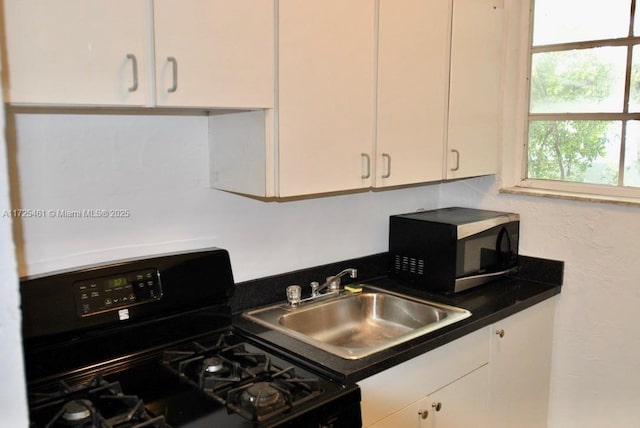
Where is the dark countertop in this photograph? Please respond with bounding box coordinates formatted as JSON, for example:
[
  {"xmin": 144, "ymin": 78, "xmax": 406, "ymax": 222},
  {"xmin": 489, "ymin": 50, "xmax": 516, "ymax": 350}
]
[{"xmin": 232, "ymin": 253, "xmax": 563, "ymax": 383}]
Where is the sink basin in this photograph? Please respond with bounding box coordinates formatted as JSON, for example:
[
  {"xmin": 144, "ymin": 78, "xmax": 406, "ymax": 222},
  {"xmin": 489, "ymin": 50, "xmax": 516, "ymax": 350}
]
[{"xmin": 242, "ymin": 286, "xmax": 471, "ymax": 359}]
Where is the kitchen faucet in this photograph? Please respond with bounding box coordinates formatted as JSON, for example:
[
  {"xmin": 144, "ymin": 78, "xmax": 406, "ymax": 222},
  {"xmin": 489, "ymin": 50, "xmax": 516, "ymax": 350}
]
[
  {"xmin": 286, "ymin": 268, "xmax": 358, "ymax": 307},
  {"xmin": 312, "ymin": 268, "xmax": 358, "ymax": 297}
]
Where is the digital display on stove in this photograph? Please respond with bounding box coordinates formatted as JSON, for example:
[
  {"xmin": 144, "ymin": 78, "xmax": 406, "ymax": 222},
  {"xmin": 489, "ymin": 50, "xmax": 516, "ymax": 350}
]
[
  {"xmin": 105, "ymin": 276, "xmax": 128, "ymax": 288},
  {"xmin": 73, "ymin": 268, "xmax": 162, "ymax": 317}
]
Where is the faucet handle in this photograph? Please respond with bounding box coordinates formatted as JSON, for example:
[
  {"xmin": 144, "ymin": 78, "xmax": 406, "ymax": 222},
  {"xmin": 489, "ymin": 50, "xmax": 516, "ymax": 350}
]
[
  {"xmin": 325, "ymin": 276, "xmax": 341, "ymax": 292},
  {"xmin": 310, "ymin": 281, "xmax": 320, "ymax": 297},
  {"xmin": 326, "ymin": 268, "xmax": 358, "ymax": 292},
  {"xmin": 286, "ymin": 285, "xmax": 301, "ymax": 306}
]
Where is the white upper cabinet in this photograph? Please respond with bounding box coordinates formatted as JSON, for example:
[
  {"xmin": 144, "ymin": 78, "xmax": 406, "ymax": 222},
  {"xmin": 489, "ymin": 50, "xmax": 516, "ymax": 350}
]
[
  {"xmin": 377, "ymin": 0, "xmax": 504, "ymax": 187},
  {"xmin": 376, "ymin": 0, "xmax": 450, "ymax": 187},
  {"xmin": 3, "ymin": 0, "xmax": 274, "ymax": 109},
  {"xmin": 276, "ymin": 0, "xmax": 376, "ymax": 196},
  {"xmin": 3, "ymin": 0, "xmax": 149, "ymax": 106},
  {"xmin": 446, "ymin": 0, "xmax": 504, "ymax": 179},
  {"xmin": 153, "ymin": 0, "xmax": 274, "ymax": 109},
  {"xmin": 210, "ymin": 0, "xmax": 505, "ymax": 198},
  {"xmin": 210, "ymin": 1, "xmax": 376, "ymax": 198}
]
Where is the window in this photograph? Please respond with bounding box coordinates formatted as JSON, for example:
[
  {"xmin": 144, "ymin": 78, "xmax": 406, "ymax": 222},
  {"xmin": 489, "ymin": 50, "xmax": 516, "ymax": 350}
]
[{"xmin": 525, "ymin": 0, "xmax": 640, "ymax": 198}]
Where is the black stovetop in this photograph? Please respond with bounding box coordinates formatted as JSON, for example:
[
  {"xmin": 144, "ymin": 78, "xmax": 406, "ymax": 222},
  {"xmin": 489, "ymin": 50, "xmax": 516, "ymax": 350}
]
[
  {"xmin": 27, "ymin": 329, "xmax": 359, "ymax": 428},
  {"xmin": 20, "ymin": 248, "xmax": 361, "ymax": 428}
]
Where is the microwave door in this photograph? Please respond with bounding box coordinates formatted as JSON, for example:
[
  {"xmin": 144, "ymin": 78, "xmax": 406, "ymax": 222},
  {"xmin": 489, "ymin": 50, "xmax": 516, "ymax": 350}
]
[{"xmin": 455, "ymin": 226, "xmax": 517, "ymax": 292}]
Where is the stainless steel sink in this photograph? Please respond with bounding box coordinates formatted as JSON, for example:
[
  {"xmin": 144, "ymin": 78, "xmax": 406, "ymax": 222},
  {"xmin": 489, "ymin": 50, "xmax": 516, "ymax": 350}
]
[{"xmin": 242, "ymin": 286, "xmax": 471, "ymax": 360}]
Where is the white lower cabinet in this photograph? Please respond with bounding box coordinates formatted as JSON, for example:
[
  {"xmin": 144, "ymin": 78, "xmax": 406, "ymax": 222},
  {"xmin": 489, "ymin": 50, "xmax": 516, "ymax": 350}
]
[
  {"xmin": 488, "ymin": 298, "xmax": 557, "ymax": 428},
  {"xmin": 359, "ymin": 298, "xmax": 557, "ymax": 428},
  {"xmin": 359, "ymin": 327, "xmax": 490, "ymax": 427},
  {"xmin": 370, "ymin": 365, "xmax": 489, "ymax": 428}
]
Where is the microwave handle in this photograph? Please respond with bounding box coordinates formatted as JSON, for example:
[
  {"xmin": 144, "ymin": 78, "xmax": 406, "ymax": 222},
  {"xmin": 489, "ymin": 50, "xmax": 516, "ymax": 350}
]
[{"xmin": 496, "ymin": 226, "xmax": 512, "ymax": 258}]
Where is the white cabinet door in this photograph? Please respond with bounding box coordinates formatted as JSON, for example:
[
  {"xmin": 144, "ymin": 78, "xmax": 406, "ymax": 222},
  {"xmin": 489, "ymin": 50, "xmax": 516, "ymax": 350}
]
[
  {"xmin": 4, "ymin": 0, "xmax": 149, "ymax": 106},
  {"xmin": 153, "ymin": 0, "xmax": 274, "ymax": 109},
  {"xmin": 489, "ymin": 298, "xmax": 557, "ymax": 428},
  {"xmin": 446, "ymin": 0, "xmax": 504, "ymax": 179},
  {"xmin": 359, "ymin": 327, "xmax": 489, "ymax": 427},
  {"xmin": 368, "ymin": 398, "xmax": 426, "ymax": 428},
  {"xmin": 422, "ymin": 365, "xmax": 489, "ymax": 428},
  {"xmin": 369, "ymin": 365, "xmax": 489, "ymax": 428},
  {"xmin": 376, "ymin": 0, "xmax": 450, "ymax": 187},
  {"xmin": 277, "ymin": 0, "xmax": 376, "ymax": 197}
]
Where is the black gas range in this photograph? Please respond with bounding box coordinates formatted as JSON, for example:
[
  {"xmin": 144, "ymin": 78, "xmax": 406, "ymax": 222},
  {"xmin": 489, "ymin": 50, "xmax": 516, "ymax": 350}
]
[{"xmin": 20, "ymin": 248, "xmax": 361, "ymax": 427}]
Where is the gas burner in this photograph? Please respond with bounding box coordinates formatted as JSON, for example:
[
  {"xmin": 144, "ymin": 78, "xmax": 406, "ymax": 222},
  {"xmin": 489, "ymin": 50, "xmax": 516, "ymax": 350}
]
[
  {"xmin": 31, "ymin": 375, "xmax": 170, "ymax": 428},
  {"xmin": 222, "ymin": 366, "xmax": 324, "ymax": 422},
  {"xmin": 61, "ymin": 399, "xmax": 93, "ymax": 424},
  {"xmin": 161, "ymin": 339, "xmax": 271, "ymax": 395},
  {"xmin": 203, "ymin": 357, "xmax": 227, "ymax": 374},
  {"xmin": 240, "ymin": 382, "xmax": 286, "ymax": 412},
  {"xmin": 226, "ymin": 380, "xmax": 291, "ymax": 422}
]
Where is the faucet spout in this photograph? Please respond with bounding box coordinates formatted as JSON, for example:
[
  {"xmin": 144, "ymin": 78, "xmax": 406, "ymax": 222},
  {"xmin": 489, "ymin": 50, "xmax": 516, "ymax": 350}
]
[{"xmin": 315, "ymin": 268, "xmax": 358, "ymax": 295}]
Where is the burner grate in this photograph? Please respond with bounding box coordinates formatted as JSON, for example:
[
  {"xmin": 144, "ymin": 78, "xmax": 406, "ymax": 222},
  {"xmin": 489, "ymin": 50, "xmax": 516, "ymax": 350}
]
[
  {"xmin": 161, "ymin": 334, "xmax": 323, "ymax": 423},
  {"xmin": 31, "ymin": 374, "xmax": 170, "ymax": 428},
  {"xmin": 223, "ymin": 369, "xmax": 322, "ymax": 423}
]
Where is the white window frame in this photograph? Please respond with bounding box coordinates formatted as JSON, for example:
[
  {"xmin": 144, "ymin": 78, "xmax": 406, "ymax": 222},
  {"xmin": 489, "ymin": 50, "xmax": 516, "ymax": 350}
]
[{"xmin": 500, "ymin": 0, "xmax": 640, "ymax": 206}]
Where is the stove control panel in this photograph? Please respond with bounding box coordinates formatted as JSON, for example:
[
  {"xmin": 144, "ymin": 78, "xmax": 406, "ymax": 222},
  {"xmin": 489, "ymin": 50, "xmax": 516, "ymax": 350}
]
[{"xmin": 74, "ymin": 268, "xmax": 163, "ymax": 317}]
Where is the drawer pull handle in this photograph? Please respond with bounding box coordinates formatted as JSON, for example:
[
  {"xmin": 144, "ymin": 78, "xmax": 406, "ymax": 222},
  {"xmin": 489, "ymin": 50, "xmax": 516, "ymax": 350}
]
[
  {"xmin": 432, "ymin": 402, "xmax": 442, "ymax": 411},
  {"xmin": 496, "ymin": 329, "xmax": 505, "ymax": 338},
  {"xmin": 418, "ymin": 409, "xmax": 429, "ymax": 419}
]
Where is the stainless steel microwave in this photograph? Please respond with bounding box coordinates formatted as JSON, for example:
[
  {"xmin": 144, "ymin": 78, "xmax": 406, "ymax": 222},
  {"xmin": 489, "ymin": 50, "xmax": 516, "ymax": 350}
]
[{"xmin": 389, "ymin": 207, "xmax": 519, "ymax": 293}]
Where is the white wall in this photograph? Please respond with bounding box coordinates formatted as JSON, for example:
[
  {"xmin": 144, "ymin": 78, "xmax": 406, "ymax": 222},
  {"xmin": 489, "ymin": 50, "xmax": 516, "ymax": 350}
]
[
  {"xmin": 9, "ymin": 112, "xmax": 440, "ymax": 281},
  {"xmin": 0, "ymin": 74, "xmax": 29, "ymax": 424},
  {"xmin": 439, "ymin": 176, "xmax": 640, "ymax": 428},
  {"xmin": 494, "ymin": 1, "xmax": 640, "ymax": 424}
]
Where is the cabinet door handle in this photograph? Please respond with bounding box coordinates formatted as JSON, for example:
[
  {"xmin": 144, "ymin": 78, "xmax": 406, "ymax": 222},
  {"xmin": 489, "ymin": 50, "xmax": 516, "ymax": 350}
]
[
  {"xmin": 167, "ymin": 56, "xmax": 178, "ymax": 93},
  {"xmin": 432, "ymin": 401, "xmax": 442, "ymax": 411},
  {"xmin": 126, "ymin": 54, "xmax": 138, "ymax": 92},
  {"xmin": 418, "ymin": 409, "xmax": 429, "ymax": 419},
  {"xmin": 361, "ymin": 153, "xmax": 371, "ymax": 179},
  {"xmin": 381, "ymin": 153, "xmax": 391, "ymax": 178},
  {"xmin": 450, "ymin": 149, "xmax": 460, "ymax": 171},
  {"xmin": 496, "ymin": 329, "xmax": 505, "ymax": 338}
]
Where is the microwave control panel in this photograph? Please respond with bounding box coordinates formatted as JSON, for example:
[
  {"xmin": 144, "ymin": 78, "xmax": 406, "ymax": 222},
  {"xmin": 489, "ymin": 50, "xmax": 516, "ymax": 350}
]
[{"xmin": 73, "ymin": 268, "xmax": 162, "ymax": 317}]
